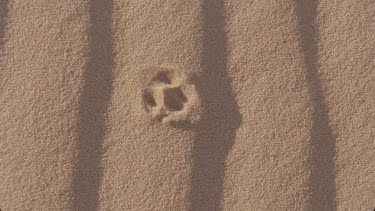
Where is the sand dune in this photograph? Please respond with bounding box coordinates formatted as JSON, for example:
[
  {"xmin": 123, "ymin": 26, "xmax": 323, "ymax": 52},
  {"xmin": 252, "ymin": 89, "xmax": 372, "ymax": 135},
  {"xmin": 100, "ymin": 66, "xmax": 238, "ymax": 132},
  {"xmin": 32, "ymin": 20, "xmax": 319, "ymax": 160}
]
[{"xmin": 1, "ymin": 0, "xmax": 374, "ymax": 210}]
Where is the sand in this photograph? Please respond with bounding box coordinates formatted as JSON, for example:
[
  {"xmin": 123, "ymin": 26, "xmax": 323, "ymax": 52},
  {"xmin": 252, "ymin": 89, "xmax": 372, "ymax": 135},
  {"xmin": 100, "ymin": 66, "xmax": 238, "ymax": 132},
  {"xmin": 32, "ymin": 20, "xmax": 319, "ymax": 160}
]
[{"xmin": 1, "ymin": 0, "xmax": 374, "ymax": 210}]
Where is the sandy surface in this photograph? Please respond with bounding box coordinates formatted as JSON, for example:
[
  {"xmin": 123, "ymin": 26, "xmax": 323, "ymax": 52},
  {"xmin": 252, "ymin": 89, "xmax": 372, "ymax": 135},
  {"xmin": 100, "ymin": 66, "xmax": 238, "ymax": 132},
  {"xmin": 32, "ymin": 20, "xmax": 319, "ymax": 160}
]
[{"xmin": 1, "ymin": 0, "xmax": 374, "ymax": 210}]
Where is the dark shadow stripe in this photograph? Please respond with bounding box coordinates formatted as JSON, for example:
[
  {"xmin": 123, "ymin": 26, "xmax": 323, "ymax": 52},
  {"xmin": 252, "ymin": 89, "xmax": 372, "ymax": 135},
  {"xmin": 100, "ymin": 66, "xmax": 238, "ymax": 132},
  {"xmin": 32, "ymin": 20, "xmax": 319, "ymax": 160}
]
[
  {"xmin": 294, "ymin": 1, "xmax": 337, "ymax": 210},
  {"xmin": 72, "ymin": 0, "xmax": 114, "ymax": 210},
  {"xmin": 0, "ymin": 0, "xmax": 9, "ymax": 50},
  {"xmin": 189, "ymin": 0, "xmax": 242, "ymax": 210}
]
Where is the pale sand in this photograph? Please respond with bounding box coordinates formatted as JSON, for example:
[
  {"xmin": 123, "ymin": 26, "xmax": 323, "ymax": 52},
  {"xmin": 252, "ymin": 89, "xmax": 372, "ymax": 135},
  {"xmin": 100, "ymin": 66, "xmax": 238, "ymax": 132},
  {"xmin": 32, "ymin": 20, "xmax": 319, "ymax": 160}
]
[{"xmin": 1, "ymin": 0, "xmax": 374, "ymax": 210}]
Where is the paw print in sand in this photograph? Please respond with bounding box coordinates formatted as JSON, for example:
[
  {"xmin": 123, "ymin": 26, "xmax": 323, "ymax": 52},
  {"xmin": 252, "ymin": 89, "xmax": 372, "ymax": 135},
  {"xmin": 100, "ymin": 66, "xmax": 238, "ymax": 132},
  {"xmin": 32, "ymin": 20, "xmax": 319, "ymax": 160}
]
[{"xmin": 141, "ymin": 67, "xmax": 200, "ymax": 125}]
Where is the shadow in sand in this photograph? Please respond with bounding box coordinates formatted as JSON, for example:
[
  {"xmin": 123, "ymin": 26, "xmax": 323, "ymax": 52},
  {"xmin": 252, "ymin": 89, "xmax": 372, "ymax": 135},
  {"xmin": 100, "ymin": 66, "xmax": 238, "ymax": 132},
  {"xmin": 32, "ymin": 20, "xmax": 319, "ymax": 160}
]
[
  {"xmin": 72, "ymin": 0, "xmax": 114, "ymax": 210},
  {"xmin": 189, "ymin": 0, "xmax": 242, "ymax": 210},
  {"xmin": 0, "ymin": 0, "xmax": 9, "ymax": 50},
  {"xmin": 294, "ymin": 0, "xmax": 337, "ymax": 210}
]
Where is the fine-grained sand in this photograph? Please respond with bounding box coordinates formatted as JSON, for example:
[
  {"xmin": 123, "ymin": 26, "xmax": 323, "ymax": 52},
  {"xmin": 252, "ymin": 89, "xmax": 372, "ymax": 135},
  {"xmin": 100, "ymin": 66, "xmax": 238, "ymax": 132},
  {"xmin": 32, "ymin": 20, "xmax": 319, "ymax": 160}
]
[{"xmin": 1, "ymin": 0, "xmax": 374, "ymax": 210}]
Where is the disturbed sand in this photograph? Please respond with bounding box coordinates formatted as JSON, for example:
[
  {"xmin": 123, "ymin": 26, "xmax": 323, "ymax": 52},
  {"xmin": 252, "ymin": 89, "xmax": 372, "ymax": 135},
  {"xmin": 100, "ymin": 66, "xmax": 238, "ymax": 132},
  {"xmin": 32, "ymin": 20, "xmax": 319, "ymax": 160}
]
[{"xmin": 1, "ymin": 0, "xmax": 374, "ymax": 210}]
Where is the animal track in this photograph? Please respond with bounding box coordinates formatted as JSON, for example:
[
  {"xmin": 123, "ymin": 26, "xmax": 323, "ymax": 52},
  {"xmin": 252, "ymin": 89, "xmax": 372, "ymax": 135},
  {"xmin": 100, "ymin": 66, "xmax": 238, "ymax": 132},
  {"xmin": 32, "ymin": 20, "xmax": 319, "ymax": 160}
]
[
  {"xmin": 141, "ymin": 67, "xmax": 199, "ymax": 125},
  {"xmin": 163, "ymin": 87, "xmax": 187, "ymax": 112},
  {"xmin": 151, "ymin": 71, "xmax": 173, "ymax": 85},
  {"xmin": 142, "ymin": 89, "xmax": 157, "ymax": 111}
]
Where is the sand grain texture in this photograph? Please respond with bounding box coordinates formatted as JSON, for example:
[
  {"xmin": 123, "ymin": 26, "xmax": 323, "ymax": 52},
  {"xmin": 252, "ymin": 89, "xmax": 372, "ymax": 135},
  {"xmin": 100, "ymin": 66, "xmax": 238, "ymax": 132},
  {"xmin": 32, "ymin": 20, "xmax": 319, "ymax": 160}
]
[
  {"xmin": 1, "ymin": 0, "xmax": 89, "ymax": 210},
  {"xmin": 1, "ymin": 0, "xmax": 374, "ymax": 211}
]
